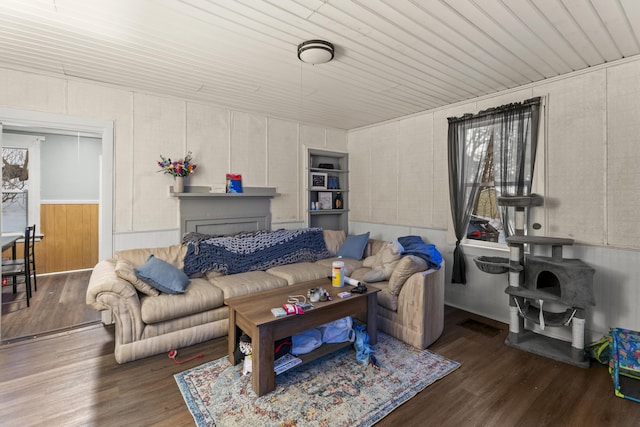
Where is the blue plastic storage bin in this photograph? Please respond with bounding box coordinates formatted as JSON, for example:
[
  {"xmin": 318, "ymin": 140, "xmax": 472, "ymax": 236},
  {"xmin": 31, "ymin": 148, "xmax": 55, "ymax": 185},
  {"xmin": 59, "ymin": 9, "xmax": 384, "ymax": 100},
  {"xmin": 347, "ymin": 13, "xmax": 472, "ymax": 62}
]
[{"xmin": 609, "ymin": 328, "xmax": 640, "ymax": 403}]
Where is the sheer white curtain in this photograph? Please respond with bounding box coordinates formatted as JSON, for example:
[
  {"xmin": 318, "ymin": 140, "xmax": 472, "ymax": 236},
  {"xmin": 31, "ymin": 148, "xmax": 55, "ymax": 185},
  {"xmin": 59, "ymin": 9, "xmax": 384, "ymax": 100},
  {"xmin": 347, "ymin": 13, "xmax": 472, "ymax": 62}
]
[
  {"xmin": 447, "ymin": 114, "xmax": 495, "ymax": 284},
  {"xmin": 492, "ymin": 98, "xmax": 541, "ymax": 237}
]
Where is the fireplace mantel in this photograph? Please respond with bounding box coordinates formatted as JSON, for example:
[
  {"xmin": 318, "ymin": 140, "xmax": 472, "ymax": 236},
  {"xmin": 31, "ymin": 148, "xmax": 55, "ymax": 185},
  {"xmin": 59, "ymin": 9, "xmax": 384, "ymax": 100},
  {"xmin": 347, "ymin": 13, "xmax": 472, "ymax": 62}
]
[
  {"xmin": 172, "ymin": 185, "xmax": 277, "ymax": 236},
  {"xmin": 170, "ymin": 185, "xmax": 277, "ymax": 198}
]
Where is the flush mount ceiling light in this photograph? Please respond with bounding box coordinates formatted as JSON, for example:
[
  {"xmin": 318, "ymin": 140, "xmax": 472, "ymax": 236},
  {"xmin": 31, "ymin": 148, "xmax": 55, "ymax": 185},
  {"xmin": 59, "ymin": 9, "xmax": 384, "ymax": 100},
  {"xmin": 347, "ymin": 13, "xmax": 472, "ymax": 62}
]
[{"xmin": 297, "ymin": 40, "xmax": 334, "ymax": 64}]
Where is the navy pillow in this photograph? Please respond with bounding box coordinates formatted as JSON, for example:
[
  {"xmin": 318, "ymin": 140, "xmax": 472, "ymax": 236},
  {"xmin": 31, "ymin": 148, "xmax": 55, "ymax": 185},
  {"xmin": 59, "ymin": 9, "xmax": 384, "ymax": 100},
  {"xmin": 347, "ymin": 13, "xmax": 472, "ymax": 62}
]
[
  {"xmin": 337, "ymin": 232, "xmax": 370, "ymax": 260},
  {"xmin": 134, "ymin": 255, "xmax": 190, "ymax": 294}
]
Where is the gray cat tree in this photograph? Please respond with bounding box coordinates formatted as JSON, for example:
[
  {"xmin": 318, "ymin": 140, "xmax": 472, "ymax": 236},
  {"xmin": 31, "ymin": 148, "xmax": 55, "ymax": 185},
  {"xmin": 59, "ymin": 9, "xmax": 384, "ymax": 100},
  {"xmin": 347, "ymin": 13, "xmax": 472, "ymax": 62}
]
[{"xmin": 475, "ymin": 194, "xmax": 595, "ymax": 368}]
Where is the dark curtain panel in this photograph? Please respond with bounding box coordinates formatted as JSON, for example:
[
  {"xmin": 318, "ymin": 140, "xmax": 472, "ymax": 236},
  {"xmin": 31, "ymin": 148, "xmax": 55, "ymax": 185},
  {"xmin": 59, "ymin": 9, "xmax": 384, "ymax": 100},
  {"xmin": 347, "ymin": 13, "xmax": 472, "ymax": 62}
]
[
  {"xmin": 491, "ymin": 97, "xmax": 541, "ymax": 237},
  {"xmin": 447, "ymin": 114, "xmax": 495, "ymax": 284}
]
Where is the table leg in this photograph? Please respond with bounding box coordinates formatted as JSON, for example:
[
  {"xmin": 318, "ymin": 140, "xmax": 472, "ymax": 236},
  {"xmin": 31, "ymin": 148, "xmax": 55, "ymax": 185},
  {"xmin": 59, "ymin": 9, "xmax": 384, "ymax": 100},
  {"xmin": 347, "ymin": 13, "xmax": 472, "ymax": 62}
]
[
  {"xmin": 252, "ymin": 325, "xmax": 275, "ymax": 396},
  {"xmin": 367, "ymin": 292, "xmax": 378, "ymax": 345},
  {"xmin": 227, "ymin": 308, "xmax": 239, "ymax": 365}
]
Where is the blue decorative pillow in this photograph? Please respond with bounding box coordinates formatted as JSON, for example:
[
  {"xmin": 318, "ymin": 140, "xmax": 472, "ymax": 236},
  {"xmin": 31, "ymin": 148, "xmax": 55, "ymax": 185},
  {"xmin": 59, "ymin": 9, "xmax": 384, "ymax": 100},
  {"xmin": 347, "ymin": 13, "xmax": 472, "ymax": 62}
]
[
  {"xmin": 134, "ymin": 255, "xmax": 190, "ymax": 294},
  {"xmin": 337, "ymin": 232, "xmax": 370, "ymax": 260}
]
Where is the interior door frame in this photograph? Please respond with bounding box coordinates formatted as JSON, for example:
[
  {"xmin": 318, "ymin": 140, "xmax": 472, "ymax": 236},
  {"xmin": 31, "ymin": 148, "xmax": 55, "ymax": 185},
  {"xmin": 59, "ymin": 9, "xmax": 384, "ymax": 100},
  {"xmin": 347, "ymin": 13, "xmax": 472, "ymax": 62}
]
[{"xmin": 0, "ymin": 107, "xmax": 114, "ymax": 260}]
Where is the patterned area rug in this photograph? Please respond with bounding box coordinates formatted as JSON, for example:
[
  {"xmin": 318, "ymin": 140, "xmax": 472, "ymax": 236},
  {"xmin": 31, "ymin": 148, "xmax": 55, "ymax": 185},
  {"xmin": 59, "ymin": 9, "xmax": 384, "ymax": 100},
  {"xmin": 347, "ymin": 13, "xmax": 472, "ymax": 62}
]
[{"xmin": 175, "ymin": 333, "xmax": 460, "ymax": 426}]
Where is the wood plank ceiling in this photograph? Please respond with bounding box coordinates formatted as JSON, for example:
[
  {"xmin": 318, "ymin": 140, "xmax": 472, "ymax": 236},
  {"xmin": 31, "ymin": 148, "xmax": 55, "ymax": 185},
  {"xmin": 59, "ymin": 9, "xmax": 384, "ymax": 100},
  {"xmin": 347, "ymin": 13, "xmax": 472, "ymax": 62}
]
[{"xmin": 0, "ymin": 0, "xmax": 638, "ymax": 130}]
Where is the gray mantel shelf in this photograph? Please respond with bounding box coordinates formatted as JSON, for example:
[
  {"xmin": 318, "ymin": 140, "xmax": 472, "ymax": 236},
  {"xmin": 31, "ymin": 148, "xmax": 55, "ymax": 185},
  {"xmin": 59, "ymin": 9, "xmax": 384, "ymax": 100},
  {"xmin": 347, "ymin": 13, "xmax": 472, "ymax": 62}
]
[
  {"xmin": 172, "ymin": 185, "xmax": 277, "ymax": 236},
  {"xmin": 170, "ymin": 185, "xmax": 277, "ymax": 198}
]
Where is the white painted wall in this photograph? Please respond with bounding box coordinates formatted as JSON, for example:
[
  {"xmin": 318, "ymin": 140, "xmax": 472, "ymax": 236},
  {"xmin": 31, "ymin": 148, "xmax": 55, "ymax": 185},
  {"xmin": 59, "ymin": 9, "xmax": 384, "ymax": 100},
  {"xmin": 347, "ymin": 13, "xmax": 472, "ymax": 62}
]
[
  {"xmin": 348, "ymin": 57, "xmax": 640, "ymax": 339},
  {"xmin": 0, "ymin": 67, "xmax": 346, "ymax": 251},
  {"xmin": 39, "ymin": 134, "xmax": 101, "ymax": 201}
]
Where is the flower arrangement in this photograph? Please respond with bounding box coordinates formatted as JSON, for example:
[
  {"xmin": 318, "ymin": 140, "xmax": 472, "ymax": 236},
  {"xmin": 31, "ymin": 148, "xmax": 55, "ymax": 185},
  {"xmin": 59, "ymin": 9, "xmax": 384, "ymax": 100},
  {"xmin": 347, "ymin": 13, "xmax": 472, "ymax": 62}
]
[{"xmin": 157, "ymin": 151, "xmax": 197, "ymax": 178}]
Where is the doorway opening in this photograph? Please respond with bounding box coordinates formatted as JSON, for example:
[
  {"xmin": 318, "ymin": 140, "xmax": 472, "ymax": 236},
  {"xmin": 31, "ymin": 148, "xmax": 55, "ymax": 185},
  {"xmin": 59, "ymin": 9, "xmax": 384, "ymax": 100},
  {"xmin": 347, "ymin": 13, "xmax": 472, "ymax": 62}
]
[{"xmin": 1, "ymin": 107, "xmax": 114, "ymax": 342}]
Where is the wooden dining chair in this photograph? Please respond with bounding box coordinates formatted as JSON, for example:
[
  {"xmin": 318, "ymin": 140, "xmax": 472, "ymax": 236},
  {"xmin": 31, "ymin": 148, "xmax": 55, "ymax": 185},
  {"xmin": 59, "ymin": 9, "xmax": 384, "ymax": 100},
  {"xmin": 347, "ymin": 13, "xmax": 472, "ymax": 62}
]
[
  {"xmin": 2, "ymin": 225, "xmax": 37, "ymax": 293},
  {"xmin": 1, "ymin": 225, "xmax": 34, "ymax": 307},
  {"xmin": 26, "ymin": 224, "xmax": 37, "ymax": 293}
]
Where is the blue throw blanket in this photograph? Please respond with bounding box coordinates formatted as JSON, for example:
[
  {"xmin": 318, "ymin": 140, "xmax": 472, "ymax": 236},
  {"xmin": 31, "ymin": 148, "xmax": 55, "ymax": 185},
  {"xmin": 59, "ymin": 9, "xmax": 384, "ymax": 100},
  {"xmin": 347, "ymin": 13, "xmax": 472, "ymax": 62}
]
[
  {"xmin": 183, "ymin": 228, "xmax": 330, "ymax": 276},
  {"xmin": 397, "ymin": 235, "xmax": 442, "ymax": 270}
]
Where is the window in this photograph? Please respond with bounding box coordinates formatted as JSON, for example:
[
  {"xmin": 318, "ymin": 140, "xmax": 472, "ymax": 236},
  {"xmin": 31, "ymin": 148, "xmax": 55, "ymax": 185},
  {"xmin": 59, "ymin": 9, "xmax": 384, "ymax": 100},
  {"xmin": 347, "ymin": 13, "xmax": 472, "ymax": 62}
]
[
  {"xmin": 2, "ymin": 147, "xmax": 29, "ymax": 233},
  {"xmin": 448, "ymin": 97, "xmax": 541, "ymax": 283},
  {"xmin": 1, "ymin": 134, "xmax": 42, "ymax": 234},
  {"xmin": 465, "ymin": 131, "xmax": 504, "ymax": 244}
]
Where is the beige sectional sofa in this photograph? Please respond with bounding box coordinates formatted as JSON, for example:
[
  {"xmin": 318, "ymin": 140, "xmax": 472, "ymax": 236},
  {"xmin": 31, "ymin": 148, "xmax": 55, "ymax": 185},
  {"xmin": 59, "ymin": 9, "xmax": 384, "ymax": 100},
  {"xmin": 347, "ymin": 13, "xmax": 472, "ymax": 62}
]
[{"xmin": 86, "ymin": 230, "xmax": 444, "ymax": 363}]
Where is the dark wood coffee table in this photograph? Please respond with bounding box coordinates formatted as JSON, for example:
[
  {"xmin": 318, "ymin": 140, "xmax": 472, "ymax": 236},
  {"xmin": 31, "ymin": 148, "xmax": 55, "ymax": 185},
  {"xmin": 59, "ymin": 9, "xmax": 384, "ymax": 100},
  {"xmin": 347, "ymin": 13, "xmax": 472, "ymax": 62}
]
[{"xmin": 225, "ymin": 277, "xmax": 379, "ymax": 396}]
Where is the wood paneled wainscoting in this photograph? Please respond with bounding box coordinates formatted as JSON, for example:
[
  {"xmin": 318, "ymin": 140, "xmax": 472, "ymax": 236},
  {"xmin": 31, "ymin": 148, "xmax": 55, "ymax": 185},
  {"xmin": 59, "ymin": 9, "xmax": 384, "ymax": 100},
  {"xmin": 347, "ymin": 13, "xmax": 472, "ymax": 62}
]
[
  {"xmin": 3, "ymin": 204, "xmax": 99, "ymax": 274},
  {"xmin": 38, "ymin": 203, "xmax": 99, "ymax": 273},
  {"xmin": 12, "ymin": 204, "xmax": 98, "ymax": 274}
]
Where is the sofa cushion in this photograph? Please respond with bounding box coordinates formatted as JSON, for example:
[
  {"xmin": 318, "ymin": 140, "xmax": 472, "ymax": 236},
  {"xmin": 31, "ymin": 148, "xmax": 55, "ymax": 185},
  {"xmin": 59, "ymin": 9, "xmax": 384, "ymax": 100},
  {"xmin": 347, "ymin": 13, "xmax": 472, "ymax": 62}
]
[
  {"xmin": 389, "ymin": 255, "xmax": 427, "ymax": 296},
  {"xmin": 323, "ymin": 229, "xmax": 347, "ymax": 256},
  {"xmin": 362, "ymin": 254, "xmax": 376, "ymax": 268},
  {"xmin": 337, "ymin": 232, "xmax": 370, "ymax": 260},
  {"xmin": 115, "ymin": 244, "xmax": 186, "ymax": 268},
  {"xmin": 115, "ymin": 259, "xmax": 160, "ymax": 297},
  {"xmin": 349, "ymin": 267, "xmax": 370, "ymax": 282},
  {"xmin": 364, "ymin": 239, "xmax": 387, "ymax": 259},
  {"xmin": 140, "ymin": 278, "xmax": 225, "ymax": 324},
  {"xmin": 134, "ymin": 255, "xmax": 190, "ymax": 294},
  {"xmin": 209, "ymin": 271, "xmax": 288, "ymax": 300},
  {"xmin": 363, "ymin": 240, "xmax": 400, "ymax": 267},
  {"xmin": 314, "ymin": 257, "xmax": 362, "ymax": 277},
  {"xmin": 362, "ymin": 241, "xmax": 402, "ymax": 283},
  {"xmin": 205, "ymin": 270, "xmax": 225, "ymax": 280},
  {"xmin": 266, "ymin": 262, "xmax": 329, "ymax": 285},
  {"xmin": 364, "ymin": 269, "xmax": 386, "ymax": 283}
]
